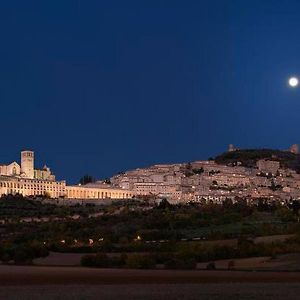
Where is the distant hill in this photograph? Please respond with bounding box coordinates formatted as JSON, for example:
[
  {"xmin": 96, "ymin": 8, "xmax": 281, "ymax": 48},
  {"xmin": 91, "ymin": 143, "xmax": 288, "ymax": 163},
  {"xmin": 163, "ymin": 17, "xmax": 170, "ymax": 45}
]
[{"xmin": 214, "ymin": 149, "xmax": 300, "ymax": 172}]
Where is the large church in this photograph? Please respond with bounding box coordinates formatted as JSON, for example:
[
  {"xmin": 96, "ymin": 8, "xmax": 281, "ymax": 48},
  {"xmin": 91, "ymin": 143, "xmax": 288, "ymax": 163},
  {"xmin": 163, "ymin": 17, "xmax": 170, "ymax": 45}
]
[
  {"xmin": 0, "ymin": 150, "xmax": 55, "ymax": 181},
  {"xmin": 0, "ymin": 150, "xmax": 133, "ymax": 200}
]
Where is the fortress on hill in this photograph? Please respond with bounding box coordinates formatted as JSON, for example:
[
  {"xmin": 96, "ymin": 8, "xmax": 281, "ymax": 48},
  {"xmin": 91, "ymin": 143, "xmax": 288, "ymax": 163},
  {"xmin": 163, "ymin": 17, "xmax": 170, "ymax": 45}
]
[{"xmin": 0, "ymin": 150, "xmax": 133, "ymax": 200}]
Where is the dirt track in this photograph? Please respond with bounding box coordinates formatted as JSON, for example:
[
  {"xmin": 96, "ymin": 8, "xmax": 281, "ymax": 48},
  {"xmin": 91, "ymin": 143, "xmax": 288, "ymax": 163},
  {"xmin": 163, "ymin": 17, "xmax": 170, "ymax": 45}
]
[
  {"xmin": 1, "ymin": 265, "xmax": 300, "ymax": 285},
  {"xmin": 1, "ymin": 283, "xmax": 300, "ymax": 300},
  {"xmin": 2, "ymin": 266, "xmax": 300, "ymax": 300}
]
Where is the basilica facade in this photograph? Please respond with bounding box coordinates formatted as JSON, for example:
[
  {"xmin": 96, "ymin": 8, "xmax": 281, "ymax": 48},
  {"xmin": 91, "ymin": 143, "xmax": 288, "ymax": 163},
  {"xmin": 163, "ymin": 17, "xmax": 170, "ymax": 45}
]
[
  {"xmin": 0, "ymin": 151, "xmax": 133, "ymax": 200},
  {"xmin": 0, "ymin": 150, "xmax": 55, "ymax": 181}
]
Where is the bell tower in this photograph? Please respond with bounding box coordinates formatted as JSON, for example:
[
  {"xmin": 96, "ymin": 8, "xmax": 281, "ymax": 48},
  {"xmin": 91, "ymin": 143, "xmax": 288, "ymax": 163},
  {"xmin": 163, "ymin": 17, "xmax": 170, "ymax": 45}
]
[{"xmin": 21, "ymin": 150, "xmax": 34, "ymax": 179}]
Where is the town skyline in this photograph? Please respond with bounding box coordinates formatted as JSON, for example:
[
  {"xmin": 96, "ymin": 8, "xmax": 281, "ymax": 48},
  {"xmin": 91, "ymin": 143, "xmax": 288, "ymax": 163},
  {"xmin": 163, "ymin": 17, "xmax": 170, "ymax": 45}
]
[
  {"xmin": 2, "ymin": 145, "xmax": 300, "ymax": 204},
  {"xmin": 1, "ymin": 143, "xmax": 299, "ymax": 183}
]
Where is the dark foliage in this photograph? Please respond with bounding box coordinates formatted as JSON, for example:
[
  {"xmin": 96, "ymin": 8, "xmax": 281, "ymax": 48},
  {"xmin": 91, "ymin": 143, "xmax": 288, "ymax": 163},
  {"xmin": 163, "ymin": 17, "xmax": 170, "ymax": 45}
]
[{"xmin": 215, "ymin": 149, "xmax": 300, "ymax": 172}]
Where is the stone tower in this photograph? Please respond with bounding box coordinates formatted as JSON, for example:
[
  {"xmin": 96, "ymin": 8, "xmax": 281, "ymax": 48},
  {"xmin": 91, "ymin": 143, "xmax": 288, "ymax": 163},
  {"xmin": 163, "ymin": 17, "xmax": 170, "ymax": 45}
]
[
  {"xmin": 21, "ymin": 150, "xmax": 34, "ymax": 179},
  {"xmin": 290, "ymin": 144, "xmax": 299, "ymax": 154},
  {"xmin": 228, "ymin": 144, "xmax": 236, "ymax": 152}
]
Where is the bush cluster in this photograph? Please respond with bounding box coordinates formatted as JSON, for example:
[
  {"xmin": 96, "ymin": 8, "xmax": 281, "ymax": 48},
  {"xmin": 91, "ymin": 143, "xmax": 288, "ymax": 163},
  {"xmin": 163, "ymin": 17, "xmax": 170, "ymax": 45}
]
[{"xmin": 0, "ymin": 241, "xmax": 48, "ymax": 264}]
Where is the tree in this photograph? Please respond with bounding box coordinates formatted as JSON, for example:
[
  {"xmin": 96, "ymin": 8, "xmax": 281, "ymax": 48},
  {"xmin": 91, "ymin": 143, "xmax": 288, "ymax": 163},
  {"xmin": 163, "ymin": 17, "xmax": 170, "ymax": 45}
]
[
  {"xmin": 184, "ymin": 163, "xmax": 194, "ymax": 177},
  {"xmin": 290, "ymin": 200, "xmax": 300, "ymax": 221},
  {"xmin": 192, "ymin": 167, "xmax": 204, "ymax": 175},
  {"xmin": 206, "ymin": 262, "xmax": 216, "ymax": 270},
  {"xmin": 126, "ymin": 254, "xmax": 156, "ymax": 269},
  {"xmin": 157, "ymin": 198, "xmax": 172, "ymax": 209},
  {"xmin": 228, "ymin": 260, "xmax": 235, "ymax": 270},
  {"xmin": 104, "ymin": 178, "xmax": 111, "ymax": 184}
]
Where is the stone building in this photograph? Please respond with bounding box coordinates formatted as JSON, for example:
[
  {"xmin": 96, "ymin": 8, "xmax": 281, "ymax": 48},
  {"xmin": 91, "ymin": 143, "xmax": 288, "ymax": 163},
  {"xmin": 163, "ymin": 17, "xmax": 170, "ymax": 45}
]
[
  {"xmin": 228, "ymin": 144, "xmax": 237, "ymax": 152},
  {"xmin": 0, "ymin": 162, "xmax": 20, "ymax": 177},
  {"xmin": 0, "ymin": 176, "xmax": 133, "ymax": 200},
  {"xmin": 0, "ymin": 150, "xmax": 55, "ymax": 180},
  {"xmin": 65, "ymin": 185, "xmax": 133, "ymax": 199},
  {"xmin": 0, "ymin": 176, "xmax": 65, "ymax": 198},
  {"xmin": 290, "ymin": 144, "xmax": 299, "ymax": 154},
  {"xmin": 21, "ymin": 150, "xmax": 34, "ymax": 179},
  {"xmin": 0, "ymin": 150, "xmax": 133, "ymax": 200},
  {"xmin": 256, "ymin": 160, "xmax": 280, "ymax": 175}
]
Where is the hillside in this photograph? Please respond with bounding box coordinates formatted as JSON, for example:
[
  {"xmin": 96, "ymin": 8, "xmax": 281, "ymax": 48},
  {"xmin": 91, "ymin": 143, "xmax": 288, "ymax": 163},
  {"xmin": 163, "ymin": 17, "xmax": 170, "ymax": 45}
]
[{"xmin": 214, "ymin": 149, "xmax": 300, "ymax": 172}]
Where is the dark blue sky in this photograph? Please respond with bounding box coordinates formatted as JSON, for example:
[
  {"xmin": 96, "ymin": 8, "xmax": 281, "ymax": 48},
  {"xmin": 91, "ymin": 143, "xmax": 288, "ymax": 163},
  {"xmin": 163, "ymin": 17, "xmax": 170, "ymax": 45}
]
[{"xmin": 1, "ymin": 0, "xmax": 300, "ymax": 183}]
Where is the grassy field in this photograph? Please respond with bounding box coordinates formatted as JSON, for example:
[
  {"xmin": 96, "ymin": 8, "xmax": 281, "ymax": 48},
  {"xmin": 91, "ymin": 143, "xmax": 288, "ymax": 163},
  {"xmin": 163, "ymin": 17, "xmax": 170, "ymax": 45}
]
[
  {"xmin": 32, "ymin": 234, "xmax": 295, "ymax": 267},
  {"xmin": 2, "ymin": 196, "xmax": 300, "ymax": 271}
]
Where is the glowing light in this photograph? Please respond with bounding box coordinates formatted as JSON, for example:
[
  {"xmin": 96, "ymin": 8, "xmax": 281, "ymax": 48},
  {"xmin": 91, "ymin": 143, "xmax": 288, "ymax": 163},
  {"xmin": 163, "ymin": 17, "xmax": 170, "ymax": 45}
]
[
  {"xmin": 134, "ymin": 235, "xmax": 142, "ymax": 242},
  {"xmin": 289, "ymin": 77, "xmax": 299, "ymax": 87}
]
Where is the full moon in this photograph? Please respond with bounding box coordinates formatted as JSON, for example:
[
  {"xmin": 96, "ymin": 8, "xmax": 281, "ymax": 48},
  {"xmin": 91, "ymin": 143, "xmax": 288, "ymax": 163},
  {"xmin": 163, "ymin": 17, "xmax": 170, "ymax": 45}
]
[{"xmin": 289, "ymin": 77, "xmax": 299, "ymax": 87}]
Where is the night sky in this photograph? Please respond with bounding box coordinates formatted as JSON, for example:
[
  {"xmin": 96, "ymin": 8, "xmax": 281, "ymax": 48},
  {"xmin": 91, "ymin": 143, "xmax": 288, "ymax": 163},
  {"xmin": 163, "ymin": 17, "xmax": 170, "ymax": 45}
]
[{"xmin": 1, "ymin": 1, "xmax": 300, "ymax": 183}]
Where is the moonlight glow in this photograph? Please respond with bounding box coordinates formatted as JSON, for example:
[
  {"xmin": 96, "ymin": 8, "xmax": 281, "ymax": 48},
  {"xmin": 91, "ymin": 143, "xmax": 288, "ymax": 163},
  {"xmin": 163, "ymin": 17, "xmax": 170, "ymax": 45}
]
[{"xmin": 289, "ymin": 77, "xmax": 299, "ymax": 87}]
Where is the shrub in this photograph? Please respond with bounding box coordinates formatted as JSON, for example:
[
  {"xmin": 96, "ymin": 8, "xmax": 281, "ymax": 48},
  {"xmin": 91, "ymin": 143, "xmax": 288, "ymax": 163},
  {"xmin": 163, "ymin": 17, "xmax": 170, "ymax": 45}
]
[
  {"xmin": 125, "ymin": 254, "xmax": 156, "ymax": 269},
  {"xmin": 94, "ymin": 253, "xmax": 110, "ymax": 267},
  {"xmin": 80, "ymin": 253, "xmax": 128, "ymax": 268},
  {"xmin": 165, "ymin": 257, "xmax": 196, "ymax": 270},
  {"xmin": 228, "ymin": 260, "xmax": 235, "ymax": 270},
  {"xmin": 0, "ymin": 241, "xmax": 48, "ymax": 265},
  {"xmin": 13, "ymin": 248, "xmax": 31, "ymax": 264},
  {"xmin": 81, "ymin": 254, "xmax": 97, "ymax": 267},
  {"xmin": 206, "ymin": 262, "xmax": 216, "ymax": 270},
  {"xmin": 81, "ymin": 253, "xmax": 110, "ymax": 267}
]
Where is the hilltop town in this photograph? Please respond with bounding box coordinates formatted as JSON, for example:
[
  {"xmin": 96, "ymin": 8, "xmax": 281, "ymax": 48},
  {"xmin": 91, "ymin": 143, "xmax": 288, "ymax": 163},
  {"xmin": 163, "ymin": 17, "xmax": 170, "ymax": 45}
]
[
  {"xmin": 2, "ymin": 146, "xmax": 300, "ymax": 204},
  {"xmin": 110, "ymin": 144, "xmax": 300, "ymax": 203}
]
